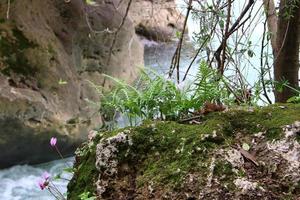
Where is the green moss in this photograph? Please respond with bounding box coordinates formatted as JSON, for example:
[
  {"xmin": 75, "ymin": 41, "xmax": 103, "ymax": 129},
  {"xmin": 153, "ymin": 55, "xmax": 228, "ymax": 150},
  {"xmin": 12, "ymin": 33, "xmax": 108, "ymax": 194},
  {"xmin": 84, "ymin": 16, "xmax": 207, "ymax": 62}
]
[
  {"xmin": 265, "ymin": 127, "xmax": 282, "ymax": 140},
  {"xmin": 67, "ymin": 149, "xmax": 97, "ymax": 200},
  {"xmin": 0, "ymin": 27, "xmax": 37, "ymax": 76},
  {"xmin": 204, "ymin": 104, "xmax": 300, "ymax": 141},
  {"xmin": 214, "ymin": 161, "xmax": 234, "ymax": 177},
  {"xmin": 124, "ymin": 121, "xmax": 224, "ymax": 189},
  {"xmin": 68, "ymin": 104, "xmax": 300, "ymax": 196}
]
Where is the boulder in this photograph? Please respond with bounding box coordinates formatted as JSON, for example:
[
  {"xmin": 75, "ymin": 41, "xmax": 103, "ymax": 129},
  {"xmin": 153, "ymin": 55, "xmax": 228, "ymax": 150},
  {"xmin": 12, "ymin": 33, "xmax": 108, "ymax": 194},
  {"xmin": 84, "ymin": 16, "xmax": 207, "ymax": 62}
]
[
  {"xmin": 130, "ymin": 0, "xmax": 186, "ymax": 41},
  {"xmin": 0, "ymin": 0, "xmax": 143, "ymax": 168},
  {"xmin": 68, "ymin": 104, "xmax": 300, "ymax": 199},
  {"xmin": 0, "ymin": 0, "xmax": 186, "ymax": 168}
]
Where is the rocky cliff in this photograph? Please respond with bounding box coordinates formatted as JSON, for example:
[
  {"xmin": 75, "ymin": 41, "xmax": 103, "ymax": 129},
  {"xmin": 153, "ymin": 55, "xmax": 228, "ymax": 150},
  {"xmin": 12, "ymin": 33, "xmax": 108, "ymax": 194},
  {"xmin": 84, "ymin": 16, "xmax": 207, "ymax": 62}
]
[
  {"xmin": 130, "ymin": 0, "xmax": 185, "ymax": 41},
  {"xmin": 67, "ymin": 104, "xmax": 300, "ymax": 199},
  {"xmin": 0, "ymin": 0, "xmax": 185, "ymax": 168}
]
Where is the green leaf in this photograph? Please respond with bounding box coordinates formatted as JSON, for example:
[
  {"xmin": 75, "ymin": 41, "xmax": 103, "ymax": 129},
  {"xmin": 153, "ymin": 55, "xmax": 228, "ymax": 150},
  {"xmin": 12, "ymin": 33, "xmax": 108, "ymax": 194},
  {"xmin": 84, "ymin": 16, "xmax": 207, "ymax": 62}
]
[
  {"xmin": 176, "ymin": 31, "xmax": 181, "ymax": 38},
  {"xmin": 58, "ymin": 78, "xmax": 68, "ymax": 85},
  {"xmin": 219, "ymin": 20, "xmax": 224, "ymax": 29},
  {"xmin": 86, "ymin": 0, "xmax": 97, "ymax": 5},
  {"xmin": 63, "ymin": 167, "xmax": 74, "ymax": 173},
  {"xmin": 242, "ymin": 143, "xmax": 250, "ymax": 151},
  {"xmin": 287, "ymin": 96, "xmax": 300, "ymax": 103},
  {"xmin": 53, "ymin": 173, "xmax": 62, "ymax": 180},
  {"xmin": 79, "ymin": 191, "xmax": 96, "ymax": 200},
  {"xmin": 247, "ymin": 50, "xmax": 254, "ymax": 57}
]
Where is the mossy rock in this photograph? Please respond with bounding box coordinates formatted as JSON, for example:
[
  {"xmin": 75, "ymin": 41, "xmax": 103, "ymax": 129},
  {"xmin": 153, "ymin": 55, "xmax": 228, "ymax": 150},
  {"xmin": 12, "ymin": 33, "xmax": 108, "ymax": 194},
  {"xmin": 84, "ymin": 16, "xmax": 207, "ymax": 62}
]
[
  {"xmin": 0, "ymin": 24, "xmax": 37, "ymax": 76},
  {"xmin": 68, "ymin": 104, "xmax": 300, "ymax": 199}
]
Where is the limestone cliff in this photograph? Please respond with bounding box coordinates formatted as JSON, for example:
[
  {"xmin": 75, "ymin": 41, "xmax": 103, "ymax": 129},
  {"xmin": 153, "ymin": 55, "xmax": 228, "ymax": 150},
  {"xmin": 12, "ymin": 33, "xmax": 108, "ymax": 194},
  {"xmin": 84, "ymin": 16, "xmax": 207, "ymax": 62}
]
[
  {"xmin": 0, "ymin": 0, "xmax": 185, "ymax": 167},
  {"xmin": 130, "ymin": 0, "xmax": 185, "ymax": 41}
]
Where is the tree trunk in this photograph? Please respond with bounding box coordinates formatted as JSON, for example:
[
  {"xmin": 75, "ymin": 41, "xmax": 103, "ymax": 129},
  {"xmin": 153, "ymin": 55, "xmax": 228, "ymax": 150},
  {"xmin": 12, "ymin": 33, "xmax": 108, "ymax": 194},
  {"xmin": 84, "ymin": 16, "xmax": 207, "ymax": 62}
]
[
  {"xmin": 263, "ymin": 0, "xmax": 277, "ymax": 51},
  {"xmin": 274, "ymin": 0, "xmax": 300, "ymax": 102}
]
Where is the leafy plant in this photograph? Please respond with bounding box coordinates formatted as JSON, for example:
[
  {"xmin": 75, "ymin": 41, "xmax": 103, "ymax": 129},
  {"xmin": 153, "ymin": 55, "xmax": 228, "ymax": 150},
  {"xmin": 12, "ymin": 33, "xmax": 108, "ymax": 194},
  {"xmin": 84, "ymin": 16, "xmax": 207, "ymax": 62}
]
[
  {"xmin": 192, "ymin": 61, "xmax": 229, "ymax": 105},
  {"xmin": 284, "ymin": 83, "xmax": 300, "ymax": 103},
  {"xmin": 79, "ymin": 191, "xmax": 96, "ymax": 200},
  {"xmin": 93, "ymin": 62, "xmax": 232, "ymax": 127}
]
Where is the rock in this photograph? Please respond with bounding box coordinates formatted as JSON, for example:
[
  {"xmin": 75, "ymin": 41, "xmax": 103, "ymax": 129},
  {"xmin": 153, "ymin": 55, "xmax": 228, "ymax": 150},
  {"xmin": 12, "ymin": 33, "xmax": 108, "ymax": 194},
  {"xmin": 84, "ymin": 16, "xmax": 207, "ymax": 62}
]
[
  {"xmin": 0, "ymin": 0, "xmax": 185, "ymax": 167},
  {"xmin": 0, "ymin": 0, "xmax": 144, "ymax": 168},
  {"xmin": 130, "ymin": 0, "xmax": 186, "ymax": 41},
  {"xmin": 68, "ymin": 104, "xmax": 300, "ymax": 199}
]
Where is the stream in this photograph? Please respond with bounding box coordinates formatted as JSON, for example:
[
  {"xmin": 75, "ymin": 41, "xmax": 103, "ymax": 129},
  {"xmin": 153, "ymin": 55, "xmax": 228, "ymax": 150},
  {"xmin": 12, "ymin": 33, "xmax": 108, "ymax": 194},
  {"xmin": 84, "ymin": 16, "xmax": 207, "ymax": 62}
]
[{"xmin": 0, "ymin": 158, "xmax": 74, "ymax": 200}]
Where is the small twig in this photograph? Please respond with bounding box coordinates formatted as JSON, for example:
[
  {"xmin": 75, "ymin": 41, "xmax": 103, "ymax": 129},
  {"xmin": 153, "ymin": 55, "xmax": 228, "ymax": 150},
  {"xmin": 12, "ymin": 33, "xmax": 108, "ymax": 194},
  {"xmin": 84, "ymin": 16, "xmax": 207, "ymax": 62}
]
[
  {"xmin": 213, "ymin": 0, "xmax": 254, "ymax": 74},
  {"xmin": 236, "ymin": 145, "xmax": 259, "ymax": 166},
  {"xmin": 274, "ymin": 21, "xmax": 290, "ymax": 65},
  {"xmin": 220, "ymin": 0, "xmax": 232, "ymax": 75},
  {"xmin": 260, "ymin": 18, "xmax": 272, "ymax": 104},
  {"xmin": 183, "ymin": 20, "xmax": 219, "ymax": 81},
  {"xmin": 106, "ymin": 0, "xmax": 133, "ymax": 65},
  {"xmin": 6, "ymin": 0, "xmax": 11, "ymax": 19},
  {"xmin": 179, "ymin": 115, "xmax": 203, "ymax": 123},
  {"xmin": 168, "ymin": 0, "xmax": 193, "ymax": 83}
]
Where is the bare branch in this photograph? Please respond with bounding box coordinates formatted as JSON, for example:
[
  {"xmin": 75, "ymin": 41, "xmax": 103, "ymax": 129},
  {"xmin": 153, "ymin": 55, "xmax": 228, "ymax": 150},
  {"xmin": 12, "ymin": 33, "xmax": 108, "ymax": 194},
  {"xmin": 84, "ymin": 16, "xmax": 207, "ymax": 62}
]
[
  {"xmin": 168, "ymin": 0, "xmax": 192, "ymax": 83},
  {"xmin": 106, "ymin": 0, "xmax": 133, "ymax": 65},
  {"xmin": 213, "ymin": 0, "xmax": 254, "ymax": 75}
]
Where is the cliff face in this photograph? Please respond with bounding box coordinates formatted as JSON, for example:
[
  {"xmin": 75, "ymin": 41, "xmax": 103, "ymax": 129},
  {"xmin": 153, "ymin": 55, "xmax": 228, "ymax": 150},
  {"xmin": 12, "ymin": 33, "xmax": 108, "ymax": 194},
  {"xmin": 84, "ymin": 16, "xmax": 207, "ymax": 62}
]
[
  {"xmin": 130, "ymin": 0, "xmax": 185, "ymax": 41},
  {"xmin": 0, "ymin": 0, "xmax": 185, "ymax": 168},
  {"xmin": 67, "ymin": 104, "xmax": 300, "ymax": 200}
]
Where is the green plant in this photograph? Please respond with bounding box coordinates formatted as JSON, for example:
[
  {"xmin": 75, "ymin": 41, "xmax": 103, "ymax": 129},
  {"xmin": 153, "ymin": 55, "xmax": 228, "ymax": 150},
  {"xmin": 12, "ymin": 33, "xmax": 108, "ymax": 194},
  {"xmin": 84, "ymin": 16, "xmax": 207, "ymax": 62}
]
[
  {"xmin": 272, "ymin": 80, "xmax": 300, "ymax": 103},
  {"xmin": 79, "ymin": 191, "xmax": 96, "ymax": 200},
  {"xmin": 191, "ymin": 61, "xmax": 229, "ymax": 105},
  {"xmin": 93, "ymin": 62, "xmax": 232, "ymax": 127},
  {"xmin": 284, "ymin": 83, "xmax": 300, "ymax": 103},
  {"xmin": 99, "ymin": 69, "xmax": 191, "ymax": 125}
]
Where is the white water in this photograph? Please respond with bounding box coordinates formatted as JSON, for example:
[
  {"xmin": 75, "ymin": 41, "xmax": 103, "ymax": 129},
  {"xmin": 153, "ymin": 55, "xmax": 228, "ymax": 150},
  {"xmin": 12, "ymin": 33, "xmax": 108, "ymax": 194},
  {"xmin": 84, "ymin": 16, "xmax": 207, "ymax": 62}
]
[{"xmin": 0, "ymin": 158, "xmax": 74, "ymax": 200}]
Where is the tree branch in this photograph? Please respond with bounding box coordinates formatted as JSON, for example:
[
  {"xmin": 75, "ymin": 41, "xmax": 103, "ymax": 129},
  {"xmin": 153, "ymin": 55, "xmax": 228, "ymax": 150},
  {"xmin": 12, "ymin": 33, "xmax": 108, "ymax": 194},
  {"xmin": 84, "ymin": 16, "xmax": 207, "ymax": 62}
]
[
  {"xmin": 214, "ymin": 0, "xmax": 254, "ymax": 75},
  {"xmin": 106, "ymin": 0, "xmax": 133, "ymax": 65},
  {"xmin": 168, "ymin": 0, "xmax": 192, "ymax": 83}
]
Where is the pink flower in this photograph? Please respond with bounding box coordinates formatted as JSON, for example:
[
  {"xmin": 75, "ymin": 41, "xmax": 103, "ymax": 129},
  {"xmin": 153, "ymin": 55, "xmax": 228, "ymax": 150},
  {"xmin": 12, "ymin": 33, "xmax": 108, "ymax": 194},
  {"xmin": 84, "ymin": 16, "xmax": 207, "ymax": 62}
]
[
  {"xmin": 50, "ymin": 137, "xmax": 57, "ymax": 147},
  {"xmin": 38, "ymin": 179, "xmax": 47, "ymax": 190},
  {"xmin": 38, "ymin": 172, "xmax": 51, "ymax": 190},
  {"xmin": 42, "ymin": 172, "xmax": 50, "ymax": 180}
]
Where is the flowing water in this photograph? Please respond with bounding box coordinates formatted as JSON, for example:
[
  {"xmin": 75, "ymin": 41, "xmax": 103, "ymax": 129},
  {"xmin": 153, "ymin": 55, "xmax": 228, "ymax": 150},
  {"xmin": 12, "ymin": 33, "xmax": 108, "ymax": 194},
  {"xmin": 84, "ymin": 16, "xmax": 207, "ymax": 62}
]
[{"xmin": 0, "ymin": 158, "xmax": 74, "ymax": 200}]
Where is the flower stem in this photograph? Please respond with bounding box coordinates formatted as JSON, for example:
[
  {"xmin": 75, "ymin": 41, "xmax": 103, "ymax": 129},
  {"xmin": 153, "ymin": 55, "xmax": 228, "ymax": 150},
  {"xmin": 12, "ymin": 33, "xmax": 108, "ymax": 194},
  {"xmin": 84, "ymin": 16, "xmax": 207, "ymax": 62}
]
[{"xmin": 53, "ymin": 146, "xmax": 71, "ymax": 168}]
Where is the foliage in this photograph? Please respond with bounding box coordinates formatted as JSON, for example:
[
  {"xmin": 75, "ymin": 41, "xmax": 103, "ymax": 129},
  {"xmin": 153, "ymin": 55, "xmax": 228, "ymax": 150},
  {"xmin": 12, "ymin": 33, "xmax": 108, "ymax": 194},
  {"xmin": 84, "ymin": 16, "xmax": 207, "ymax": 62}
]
[
  {"xmin": 79, "ymin": 192, "xmax": 96, "ymax": 200},
  {"xmin": 96, "ymin": 63, "xmax": 231, "ymax": 127},
  {"xmin": 285, "ymin": 84, "xmax": 300, "ymax": 103},
  {"xmin": 283, "ymin": 0, "xmax": 300, "ymax": 19},
  {"xmin": 192, "ymin": 61, "xmax": 229, "ymax": 105}
]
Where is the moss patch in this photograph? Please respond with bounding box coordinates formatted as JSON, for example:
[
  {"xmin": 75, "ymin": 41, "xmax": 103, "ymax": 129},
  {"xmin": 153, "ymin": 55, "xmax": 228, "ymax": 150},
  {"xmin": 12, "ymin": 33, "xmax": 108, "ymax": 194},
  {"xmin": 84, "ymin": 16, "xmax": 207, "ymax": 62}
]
[
  {"xmin": 68, "ymin": 104, "xmax": 300, "ymax": 199},
  {"xmin": 67, "ymin": 147, "xmax": 97, "ymax": 200},
  {"xmin": 0, "ymin": 25, "xmax": 37, "ymax": 76}
]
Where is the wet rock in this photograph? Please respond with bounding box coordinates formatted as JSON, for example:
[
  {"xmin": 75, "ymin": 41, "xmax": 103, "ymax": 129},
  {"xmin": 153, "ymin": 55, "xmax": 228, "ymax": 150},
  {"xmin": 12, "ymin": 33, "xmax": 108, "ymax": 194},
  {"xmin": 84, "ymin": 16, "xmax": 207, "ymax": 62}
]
[{"xmin": 0, "ymin": 0, "xmax": 143, "ymax": 167}]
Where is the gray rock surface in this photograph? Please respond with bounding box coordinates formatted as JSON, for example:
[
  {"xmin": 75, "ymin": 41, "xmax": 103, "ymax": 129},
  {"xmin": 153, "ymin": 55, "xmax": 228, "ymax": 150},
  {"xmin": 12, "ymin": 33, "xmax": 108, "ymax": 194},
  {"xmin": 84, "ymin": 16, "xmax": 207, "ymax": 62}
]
[
  {"xmin": 0, "ymin": 0, "xmax": 184, "ymax": 168},
  {"xmin": 0, "ymin": 0, "xmax": 143, "ymax": 168}
]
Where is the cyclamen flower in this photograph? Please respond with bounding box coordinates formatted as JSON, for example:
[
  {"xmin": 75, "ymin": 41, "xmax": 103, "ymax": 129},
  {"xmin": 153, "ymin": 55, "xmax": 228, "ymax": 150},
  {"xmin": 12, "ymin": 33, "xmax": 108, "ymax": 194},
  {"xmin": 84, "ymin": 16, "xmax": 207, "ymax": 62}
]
[
  {"xmin": 42, "ymin": 171, "xmax": 50, "ymax": 180},
  {"xmin": 50, "ymin": 137, "xmax": 57, "ymax": 147},
  {"xmin": 38, "ymin": 179, "xmax": 47, "ymax": 190},
  {"xmin": 38, "ymin": 172, "xmax": 51, "ymax": 190}
]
